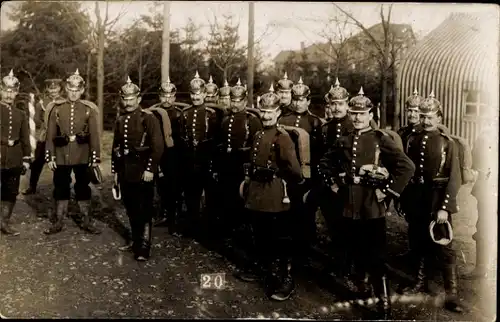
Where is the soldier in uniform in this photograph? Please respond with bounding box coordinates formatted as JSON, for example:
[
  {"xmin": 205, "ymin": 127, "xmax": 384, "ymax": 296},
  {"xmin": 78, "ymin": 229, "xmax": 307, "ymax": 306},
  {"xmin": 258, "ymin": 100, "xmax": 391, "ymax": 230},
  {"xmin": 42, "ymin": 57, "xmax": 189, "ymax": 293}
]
[
  {"xmin": 277, "ymin": 76, "xmax": 323, "ymax": 262},
  {"xmin": 400, "ymin": 91, "xmax": 463, "ymax": 313},
  {"xmin": 319, "ymin": 88, "xmax": 415, "ymax": 316},
  {"xmin": 23, "ymin": 79, "xmax": 63, "ymax": 195},
  {"xmin": 112, "ymin": 77, "xmax": 164, "ymax": 261},
  {"xmin": 180, "ymin": 72, "xmax": 219, "ymax": 239},
  {"xmin": 215, "ymin": 79, "xmax": 262, "ymax": 243},
  {"xmin": 0, "ymin": 70, "xmax": 32, "ymax": 236},
  {"xmin": 398, "ymin": 88, "xmax": 424, "ymax": 151},
  {"xmin": 239, "ymin": 84, "xmax": 304, "ymax": 301},
  {"xmin": 218, "ymin": 80, "xmax": 231, "ymax": 111},
  {"xmin": 44, "ymin": 69, "xmax": 101, "ymax": 235},
  {"xmin": 276, "ymin": 72, "xmax": 293, "ymax": 114},
  {"xmin": 146, "ymin": 77, "xmax": 189, "ymax": 234}
]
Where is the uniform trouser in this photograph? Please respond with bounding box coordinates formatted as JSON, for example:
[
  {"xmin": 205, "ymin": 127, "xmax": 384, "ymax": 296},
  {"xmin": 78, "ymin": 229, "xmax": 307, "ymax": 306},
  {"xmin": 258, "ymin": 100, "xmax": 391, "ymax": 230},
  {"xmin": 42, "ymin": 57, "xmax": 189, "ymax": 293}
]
[
  {"xmin": 343, "ymin": 217, "xmax": 387, "ymax": 281},
  {"xmin": 157, "ymin": 154, "xmax": 184, "ymax": 222},
  {"xmin": 121, "ymin": 180, "xmax": 155, "ymax": 256},
  {"xmin": 1, "ymin": 167, "xmax": 22, "ymax": 202},
  {"xmin": 218, "ymin": 166, "xmax": 246, "ymax": 239},
  {"xmin": 182, "ymin": 161, "xmax": 209, "ymax": 233},
  {"xmin": 248, "ymin": 209, "xmax": 295, "ymax": 274},
  {"xmin": 53, "ymin": 164, "xmax": 91, "ymax": 201},
  {"xmin": 29, "ymin": 141, "xmax": 46, "ymax": 189}
]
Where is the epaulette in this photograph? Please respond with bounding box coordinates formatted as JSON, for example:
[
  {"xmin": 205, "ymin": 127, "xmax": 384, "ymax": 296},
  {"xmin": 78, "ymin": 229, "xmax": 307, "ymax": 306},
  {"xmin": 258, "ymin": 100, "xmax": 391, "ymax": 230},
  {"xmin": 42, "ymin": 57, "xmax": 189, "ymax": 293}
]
[
  {"xmin": 205, "ymin": 106, "xmax": 216, "ymax": 114},
  {"xmin": 436, "ymin": 124, "xmax": 453, "ymax": 140},
  {"xmin": 181, "ymin": 104, "xmax": 194, "ymax": 113},
  {"xmin": 246, "ymin": 108, "xmax": 261, "ymax": 119},
  {"xmin": 276, "ymin": 125, "xmax": 289, "ymax": 136},
  {"xmin": 146, "ymin": 103, "xmax": 162, "ymax": 110},
  {"xmin": 174, "ymin": 102, "xmax": 190, "ymax": 109},
  {"xmin": 141, "ymin": 109, "xmax": 153, "ymax": 115},
  {"xmin": 374, "ymin": 129, "xmax": 389, "ymax": 138},
  {"xmin": 79, "ymin": 99, "xmax": 99, "ymax": 113}
]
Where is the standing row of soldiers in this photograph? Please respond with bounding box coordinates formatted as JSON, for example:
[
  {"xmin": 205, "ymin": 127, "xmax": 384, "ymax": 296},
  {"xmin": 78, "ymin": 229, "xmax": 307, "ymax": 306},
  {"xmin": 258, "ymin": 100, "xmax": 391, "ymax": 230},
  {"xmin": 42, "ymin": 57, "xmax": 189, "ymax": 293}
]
[{"xmin": 1, "ymin": 69, "xmax": 468, "ymax": 315}]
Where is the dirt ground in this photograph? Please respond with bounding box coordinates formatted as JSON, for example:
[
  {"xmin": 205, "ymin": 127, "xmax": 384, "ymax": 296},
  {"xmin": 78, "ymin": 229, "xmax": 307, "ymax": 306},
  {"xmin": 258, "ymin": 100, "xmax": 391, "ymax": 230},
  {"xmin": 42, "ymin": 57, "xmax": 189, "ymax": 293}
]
[{"xmin": 1, "ymin": 136, "xmax": 497, "ymax": 320}]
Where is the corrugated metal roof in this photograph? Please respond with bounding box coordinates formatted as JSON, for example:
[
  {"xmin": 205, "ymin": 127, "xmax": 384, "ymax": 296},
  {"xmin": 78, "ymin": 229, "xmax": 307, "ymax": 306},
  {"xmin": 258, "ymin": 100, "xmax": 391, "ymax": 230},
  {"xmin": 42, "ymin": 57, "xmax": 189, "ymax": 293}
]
[{"xmin": 398, "ymin": 12, "xmax": 498, "ymax": 142}]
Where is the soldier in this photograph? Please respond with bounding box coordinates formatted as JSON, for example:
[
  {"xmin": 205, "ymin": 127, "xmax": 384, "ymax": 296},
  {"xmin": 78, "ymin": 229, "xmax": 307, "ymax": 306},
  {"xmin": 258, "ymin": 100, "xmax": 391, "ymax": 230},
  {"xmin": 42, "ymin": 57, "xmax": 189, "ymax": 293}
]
[
  {"xmin": 277, "ymin": 76, "xmax": 323, "ymax": 262},
  {"xmin": 180, "ymin": 71, "xmax": 218, "ymax": 239},
  {"xmin": 23, "ymin": 79, "xmax": 63, "ymax": 196},
  {"xmin": 400, "ymin": 91, "xmax": 463, "ymax": 313},
  {"xmin": 215, "ymin": 78, "xmax": 262, "ymax": 243},
  {"xmin": 112, "ymin": 77, "xmax": 164, "ymax": 261},
  {"xmin": 276, "ymin": 72, "xmax": 293, "ymax": 114},
  {"xmin": 239, "ymin": 84, "xmax": 303, "ymax": 301},
  {"xmin": 44, "ymin": 69, "xmax": 101, "ymax": 235},
  {"xmin": 218, "ymin": 80, "xmax": 231, "ymax": 111},
  {"xmin": 398, "ymin": 88, "xmax": 424, "ymax": 150},
  {"xmin": 314, "ymin": 78, "xmax": 356, "ymax": 283},
  {"xmin": 146, "ymin": 77, "xmax": 189, "ymax": 234},
  {"xmin": 319, "ymin": 88, "xmax": 415, "ymax": 316},
  {"xmin": 0, "ymin": 70, "xmax": 32, "ymax": 236}
]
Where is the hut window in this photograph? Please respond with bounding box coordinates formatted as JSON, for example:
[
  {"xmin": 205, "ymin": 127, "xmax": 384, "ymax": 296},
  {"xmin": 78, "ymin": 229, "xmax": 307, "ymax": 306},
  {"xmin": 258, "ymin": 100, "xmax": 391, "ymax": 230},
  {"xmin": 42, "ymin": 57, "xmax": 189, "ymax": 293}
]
[{"xmin": 464, "ymin": 90, "xmax": 488, "ymax": 117}]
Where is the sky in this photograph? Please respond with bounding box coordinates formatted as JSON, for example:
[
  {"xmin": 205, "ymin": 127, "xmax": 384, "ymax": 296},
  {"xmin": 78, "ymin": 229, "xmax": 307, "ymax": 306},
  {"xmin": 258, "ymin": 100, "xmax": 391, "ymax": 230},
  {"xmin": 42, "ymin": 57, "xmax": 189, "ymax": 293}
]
[{"xmin": 1, "ymin": 1, "xmax": 498, "ymax": 66}]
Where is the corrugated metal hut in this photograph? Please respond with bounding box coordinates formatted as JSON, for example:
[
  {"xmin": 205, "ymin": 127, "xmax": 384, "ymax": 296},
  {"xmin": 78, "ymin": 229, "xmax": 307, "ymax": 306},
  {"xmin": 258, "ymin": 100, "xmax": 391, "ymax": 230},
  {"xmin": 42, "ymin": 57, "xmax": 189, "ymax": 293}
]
[{"xmin": 398, "ymin": 12, "xmax": 498, "ymax": 144}]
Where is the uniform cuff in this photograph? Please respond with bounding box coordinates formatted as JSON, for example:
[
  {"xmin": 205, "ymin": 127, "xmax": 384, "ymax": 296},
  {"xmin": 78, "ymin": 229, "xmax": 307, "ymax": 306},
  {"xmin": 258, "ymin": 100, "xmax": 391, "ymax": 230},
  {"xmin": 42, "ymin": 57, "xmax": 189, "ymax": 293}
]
[
  {"xmin": 146, "ymin": 157, "xmax": 153, "ymax": 172},
  {"xmin": 23, "ymin": 156, "xmax": 32, "ymax": 163},
  {"xmin": 441, "ymin": 193, "xmax": 451, "ymax": 212}
]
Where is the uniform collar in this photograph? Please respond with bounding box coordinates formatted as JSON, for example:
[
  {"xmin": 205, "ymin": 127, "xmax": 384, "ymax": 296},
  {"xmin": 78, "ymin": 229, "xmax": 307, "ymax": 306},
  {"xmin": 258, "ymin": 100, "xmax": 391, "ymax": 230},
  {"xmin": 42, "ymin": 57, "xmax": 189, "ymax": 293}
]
[{"xmin": 355, "ymin": 126, "xmax": 372, "ymax": 135}]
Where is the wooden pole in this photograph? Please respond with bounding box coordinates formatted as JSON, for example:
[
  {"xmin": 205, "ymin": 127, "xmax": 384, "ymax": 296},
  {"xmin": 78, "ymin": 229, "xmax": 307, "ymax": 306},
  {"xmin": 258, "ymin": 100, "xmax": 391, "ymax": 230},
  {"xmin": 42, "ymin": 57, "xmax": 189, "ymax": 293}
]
[
  {"xmin": 247, "ymin": 1, "xmax": 255, "ymax": 108},
  {"xmin": 161, "ymin": 1, "xmax": 171, "ymax": 83}
]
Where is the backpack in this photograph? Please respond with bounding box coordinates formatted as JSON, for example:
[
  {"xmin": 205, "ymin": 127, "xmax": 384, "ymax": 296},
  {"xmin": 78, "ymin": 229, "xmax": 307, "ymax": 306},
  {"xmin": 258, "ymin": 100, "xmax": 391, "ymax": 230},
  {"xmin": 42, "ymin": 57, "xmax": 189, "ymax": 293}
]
[
  {"xmin": 144, "ymin": 105, "xmax": 174, "ymax": 148},
  {"xmin": 370, "ymin": 120, "xmax": 404, "ymax": 151},
  {"xmin": 437, "ymin": 124, "xmax": 475, "ymax": 185}
]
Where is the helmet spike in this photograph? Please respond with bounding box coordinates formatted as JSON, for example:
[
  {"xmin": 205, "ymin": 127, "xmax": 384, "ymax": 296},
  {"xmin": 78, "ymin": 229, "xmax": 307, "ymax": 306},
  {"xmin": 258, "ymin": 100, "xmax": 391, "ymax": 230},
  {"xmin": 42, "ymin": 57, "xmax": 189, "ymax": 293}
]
[
  {"xmin": 126, "ymin": 76, "xmax": 132, "ymax": 84},
  {"xmin": 208, "ymin": 75, "xmax": 213, "ymax": 83},
  {"xmin": 298, "ymin": 76, "xmax": 303, "ymax": 84},
  {"xmin": 269, "ymin": 83, "xmax": 275, "ymax": 92},
  {"xmin": 429, "ymin": 90, "xmax": 435, "ymax": 98},
  {"xmin": 413, "ymin": 87, "xmax": 418, "ymax": 96},
  {"xmin": 194, "ymin": 70, "xmax": 200, "ymax": 78},
  {"xmin": 166, "ymin": 76, "xmax": 171, "ymax": 83},
  {"xmin": 358, "ymin": 86, "xmax": 364, "ymax": 96},
  {"xmin": 236, "ymin": 78, "xmax": 241, "ymax": 86},
  {"xmin": 75, "ymin": 68, "xmax": 80, "ymax": 75},
  {"xmin": 8, "ymin": 69, "xmax": 14, "ymax": 77},
  {"xmin": 224, "ymin": 79, "xmax": 229, "ymax": 87},
  {"xmin": 283, "ymin": 72, "xmax": 288, "ymax": 80},
  {"xmin": 334, "ymin": 77, "xmax": 340, "ymax": 87}
]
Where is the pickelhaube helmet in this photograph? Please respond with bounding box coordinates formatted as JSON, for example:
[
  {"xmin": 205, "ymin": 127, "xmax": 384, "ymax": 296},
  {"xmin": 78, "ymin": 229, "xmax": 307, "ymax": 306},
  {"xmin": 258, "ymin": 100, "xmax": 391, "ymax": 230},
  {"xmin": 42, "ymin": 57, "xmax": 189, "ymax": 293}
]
[
  {"xmin": 120, "ymin": 76, "xmax": 141, "ymax": 99},
  {"xmin": 291, "ymin": 77, "xmax": 311, "ymax": 99},
  {"xmin": 219, "ymin": 79, "xmax": 231, "ymax": 98},
  {"xmin": 1, "ymin": 70, "xmax": 20, "ymax": 92},
  {"xmin": 325, "ymin": 77, "xmax": 349, "ymax": 103},
  {"xmin": 419, "ymin": 90, "xmax": 442, "ymax": 116},
  {"xmin": 45, "ymin": 78, "xmax": 62, "ymax": 94},
  {"xmin": 205, "ymin": 75, "xmax": 219, "ymax": 98},
  {"xmin": 348, "ymin": 87, "xmax": 373, "ymax": 112},
  {"xmin": 405, "ymin": 87, "xmax": 423, "ymax": 110},
  {"xmin": 258, "ymin": 84, "xmax": 280, "ymax": 111},
  {"xmin": 276, "ymin": 72, "xmax": 293, "ymax": 92},
  {"xmin": 66, "ymin": 69, "xmax": 85, "ymax": 91},
  {"xmin": 189, "ymin": 71, "xmax": 206, "ymax": 94},
  {"xmin": 230, "ymin": 78, "xmax": 247, "ymax": 102},
  {"xmin": 160, "ymin": 76, "xmax": 177, "ymax": 97}
]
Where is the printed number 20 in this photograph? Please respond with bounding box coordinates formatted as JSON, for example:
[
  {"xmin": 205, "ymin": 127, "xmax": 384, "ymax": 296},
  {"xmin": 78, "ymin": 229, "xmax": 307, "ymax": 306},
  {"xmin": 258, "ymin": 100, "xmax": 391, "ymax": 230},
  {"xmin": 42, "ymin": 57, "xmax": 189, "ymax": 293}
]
[{"xmin": 201, "ymin": 273, "xmax": 225, "ymax": 289}]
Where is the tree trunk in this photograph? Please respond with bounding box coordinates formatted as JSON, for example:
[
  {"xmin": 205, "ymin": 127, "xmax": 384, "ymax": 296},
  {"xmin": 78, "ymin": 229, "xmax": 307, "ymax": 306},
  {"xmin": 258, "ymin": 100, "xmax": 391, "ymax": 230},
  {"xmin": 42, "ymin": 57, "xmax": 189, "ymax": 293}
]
[
  {"xmin": 85, "ymin": 51, "xmax": 92, "ymax": 100},
  {"xmin": 161, "ymin": 1, "xmax": 170, "ymax": 83},
  {"xmin": 94, "ymin": 2, "xmax": 105, "ymax": 134},
  {"xmin": 380, "ymin": 67, "xmax": 388, "ymax": 129},
  {"xmin": 223, "ymin": 68, "xmax": 228, "ymax": 82},
  {"xmin": 139, "ymin": 44, "xmax": 143, "ymax": 89},
  {"xmin": 391, "ymin": 61, "xmax": 400, "ymax": 130},
  {"xmin": 247, "ymin": 1, "xmax": 255, "ymax": 108}
]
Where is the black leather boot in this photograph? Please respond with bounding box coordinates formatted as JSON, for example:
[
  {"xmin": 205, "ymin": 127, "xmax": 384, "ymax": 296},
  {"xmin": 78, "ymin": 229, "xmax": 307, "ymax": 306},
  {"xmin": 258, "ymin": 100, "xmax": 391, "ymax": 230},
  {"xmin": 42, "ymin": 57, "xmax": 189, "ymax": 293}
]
[
  {"xmin": 78, "ymin": 200, "xmax": 101, "ymax": 235},
  {"xmin": 1, "ymin": 201, "xmax": 19, "ymax": 236},
  {"xmin": 444, "ymin": 265, "xmax": 464, "ymax": 313},
  {"xmin": 44, "ymin": 200, "xmax": 68, "ymax": 235},
  {"xmin": 270, "ymin": 259, "xmax": 295, "ymax": 301},
  {"xmin": 135, "ymin": 221, "xmax": 152, "ymax": 261},
  {"xmin": 403, "ymin": 257, "xmax": 429, "ymax": 294}
]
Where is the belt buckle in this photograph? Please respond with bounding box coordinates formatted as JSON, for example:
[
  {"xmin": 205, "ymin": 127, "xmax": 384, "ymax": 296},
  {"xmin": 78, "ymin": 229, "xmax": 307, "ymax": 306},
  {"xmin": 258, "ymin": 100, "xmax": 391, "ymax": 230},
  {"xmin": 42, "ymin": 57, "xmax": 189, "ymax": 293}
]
[
  {"xmin": 227, "ymin": 147, "xmax": 232, "ymax": 153},
  {"xmin": 353, "ymin": 176, "xmax": 361, "ymax": 184},
  {"xmin": 193, "ymin": 139, "xmax": 198, "ymax": 147},
  {"xmin": 419, "ymin": 176, "xmax": 424, "ymax": 184},
  {"xmin": 69, "ymin": 135, "xmax": 76, "ymax": 142},
  {"xmin": 123, "ymin": 149, "xmax": 129, "ymax": 155},
  {"xmin": 7, "ymin": 139, "xmax": 15, "ymax": 146}
]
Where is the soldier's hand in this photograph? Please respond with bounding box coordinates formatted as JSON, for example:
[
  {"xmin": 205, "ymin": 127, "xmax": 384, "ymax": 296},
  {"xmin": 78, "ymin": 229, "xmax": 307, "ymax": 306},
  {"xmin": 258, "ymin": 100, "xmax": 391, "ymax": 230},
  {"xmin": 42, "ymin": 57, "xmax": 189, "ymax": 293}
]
[
  {"xmin": 142, "ymin": 171, "xmax": 154, "ymax": 182},
  {"xmin": 212, "ymin": 172, "xmax": 219, "ymax": 182},
  {"xmin": 331, "ymin": 183, "xmax": 339, "ymax": 193},
  {"xmin": 48, "ymin": 161, "xmax": 57, "ymax": 171},
  {"xmin": 375, "ymin": 189, "xmax": 387, "ymax": 202},
  {"xmin": 436, "ymin": 210, "xmax": 449, "ymax": 224},
  {"xmin": 22, "ymin": 162, "xmax": 30, "ymax": 171}
]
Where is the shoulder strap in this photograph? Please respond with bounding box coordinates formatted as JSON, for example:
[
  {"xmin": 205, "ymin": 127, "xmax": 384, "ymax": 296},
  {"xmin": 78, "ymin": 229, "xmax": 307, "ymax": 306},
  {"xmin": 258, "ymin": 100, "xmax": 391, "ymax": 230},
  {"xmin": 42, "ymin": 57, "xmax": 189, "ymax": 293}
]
[
  {"xmin": 79, "ymin": 99, "xmax": 99, "ymax": 114},
  {"xmin": 145, "ymin": 107, "xmax": 174, "ymax": 148}
]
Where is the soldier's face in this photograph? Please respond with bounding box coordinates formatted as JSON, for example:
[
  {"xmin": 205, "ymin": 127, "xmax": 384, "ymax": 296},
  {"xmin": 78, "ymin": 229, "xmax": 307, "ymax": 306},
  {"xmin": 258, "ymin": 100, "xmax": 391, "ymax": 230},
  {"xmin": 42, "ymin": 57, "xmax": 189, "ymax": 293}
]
[
  {"xmin": 66, "ymin": 88, "xmax": 84, "ymax": 102},
  {"xmin": 407, "ymin": 108, "xmax": 420, "ymax": 124},
  {"xmin": 421, "ymin": 113, "xmax": 441, "ymax": 131},
  {"xmin": 122, "ymin": 96, "xmax": 142, "ymax": 112},
  {"xmin": 220, "ymin": 97, "xmax": 230, "ymax": 109},
  {"xmin": 293, "ymin": 97, "xmax": 310, "ymax": 113},
  {"xmin": 328, "ymin": 100, "xmax": 348, "ymax": 119},
  {"xmin": 160, "ymin": 94, "xmax": 176, "ymax": 107},
  {"xmin": 190, "ymin": 92, "xmax": 206, "ymax": 106},
  {"xmin": 260, "ymin": 108, "xmax": 281, "ymax": 127},
  {"xmin": 279, "ymin": 91, "xmax": 291, "ymax": 106},
  {"xmin": 230, "ymin": 99, "xmax": 246, "ymax": 112},
  {"xmin": 1, "ymin": 89, "xmax": 18, "ymax": 104},
  {"xmin": 350, "ymin": 111, "xmax": 373, "ymax": 130},
  {"xmin": 48, "ymin": 88, "xmax": 61, "ymax": 99}
]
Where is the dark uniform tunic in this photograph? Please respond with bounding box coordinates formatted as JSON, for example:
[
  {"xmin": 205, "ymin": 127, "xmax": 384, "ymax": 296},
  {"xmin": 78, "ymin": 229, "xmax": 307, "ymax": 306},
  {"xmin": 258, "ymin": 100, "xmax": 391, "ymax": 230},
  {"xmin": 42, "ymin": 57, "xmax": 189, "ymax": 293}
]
[
  {"xmin": 397, "ymin": 123, "xmax": 422, "ymax": 153},
  {"xmin": 45, "ymin": 99, "xmax": 100, "ymax": 200},
  {"xmin": 180, "ymin": 104, "xmax": 218, "ymax": 234},
  {"xmin": 28, "ymin": 95, "xmax": 63, "ymax": 190},
  {"xmin": 400, "ymin": 129, "xmax": 460, "ymax": 265},
  {"xmin": 242, "ymin": 125, "xmax": 303, "ymax": 273},
  {"xmin": 319, "ymin": 127, "xmax": 415, "ymax": 279},
  {"xmin": 215, "ymin": 109, "xmax": 262, "ymax": 237},
  {"xmin": 1, "ymin": 101, "xmax": 31, "ymax": 201},
  {"xmin": 111, "ymin": 108, "xmax": 164, "ymax": 256}
]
